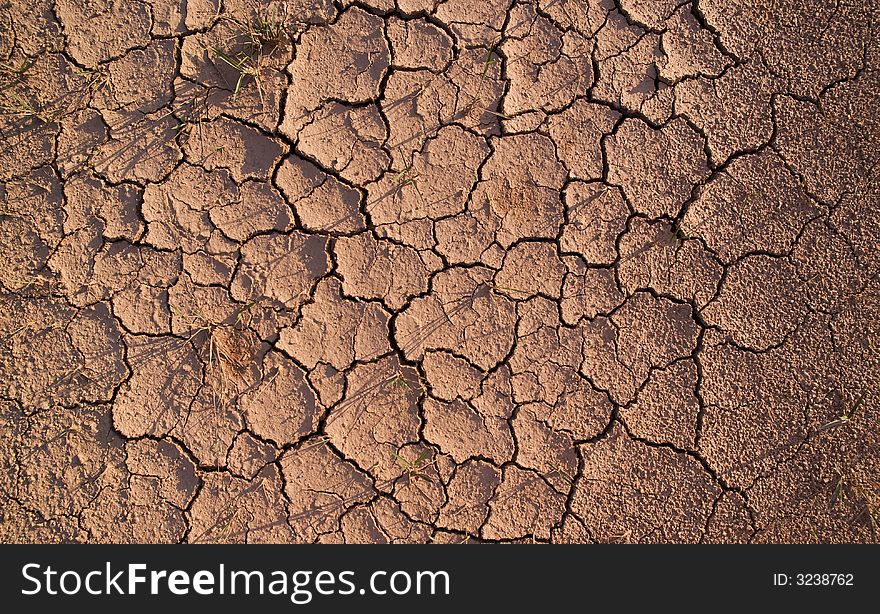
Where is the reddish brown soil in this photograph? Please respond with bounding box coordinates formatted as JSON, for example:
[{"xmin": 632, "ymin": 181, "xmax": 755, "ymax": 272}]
[{"xmin": 0, "ymin": 0, "xmax": 877, "ymax": 543}]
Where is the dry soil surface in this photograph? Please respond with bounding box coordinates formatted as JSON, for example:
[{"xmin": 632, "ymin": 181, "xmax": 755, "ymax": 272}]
[{"xmin": 0, "ymin": 0, "xmax": 878, "ymax": 543}]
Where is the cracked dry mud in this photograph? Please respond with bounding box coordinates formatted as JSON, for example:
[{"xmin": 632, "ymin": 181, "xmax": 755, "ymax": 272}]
[{"xmin": 0, "ymin": 0, "xmax": 877, "ymax": 544}]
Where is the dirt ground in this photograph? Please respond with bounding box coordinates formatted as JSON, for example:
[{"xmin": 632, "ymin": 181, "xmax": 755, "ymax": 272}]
[{"xmin": 0, "ymin": 0, "xmax": 877, "ymax": 544}]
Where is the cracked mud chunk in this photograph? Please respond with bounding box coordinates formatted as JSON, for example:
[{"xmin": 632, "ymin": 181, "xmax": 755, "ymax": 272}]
[
  {"xmin": 561, "ymin": 182, "xmax": 629, "ymax": 266},
  {"xmin": 394, "ymin": 267, "xmax": 517, "ymax": 370},
  {"xmin": 333, "ymin": 233, "xmax": 430, "ymax": 310},
  {"xmin": 296, "ymin": 102, "xmax": 389, "ymax": 184},
  {"xmin": 423, "ymin": 395, "xmax": 515, "ymax": 465},
  {"xmin": 182, "ymin": 116, "xmax": 286, "ymax": 182},
  {"xmin": 617, "ymin": 218, "xmax": 722, "ymax": 306},
  {"xmin": 0, "ymin": 298, "xmax": 127, "ymax": 408},
  {"xmin": 332, "ymin": 496, "xmax": 433, "ymax": 544},
  {"xmin": 606, "ymin": 117, "xmax": 709, "ymax": 218},
  {"xmin": 703, "ymin": 255, "xmax": 808, "ymax": 350},
  {"xmin": 227, "ymin": 431, "xmax": 278, "ymax": 480},
  {"xmin": 0, "ymin": 220, "xmax": 50, "ymax": 292},
  {"xmin": 278, "ymin": 277, "xmax": 391, "ymax": 370},
  {"xmin": 482, "ymin": 465, "xmax": 566, "ymax": 541},
  {"xmin": 239, "ymin": 350, "xmax": 323, "ymax": 446},
  {"xmin": 189, "ymin": 465, "xmax": 292, "ymax": 543},
  {"xmin": 437, "ymin": 460, "xmax": 500, "ymax": 534},
  {"xmin": 97, "ymin": 40, "xmax": 176, "ymax": 113},
  {"xmin": 114, "ymin": 335, "xmax": 202, "ymax": 438},
  {"xmin": 94, "ymin": 109, "xmax": 183, "ymax": 183},
  {"xmin": 657, "ymin": 6, "xmax": 729, "ymax": 83},
  {"xmin": 594, "ymin": 24, "xmax": 673, "ymax": 123},
  {"xmin": 231, "ymin": 232, "xmax": 329, "ymax": 309},
  {"xmin": 574, "ymin": 424, "xmax": 721, "ymax": 543},
  {"xmin": 502, "ymin": 3, "xmax": 593, "ymax": 114},
  {"xmin": 57, "ymin": 109, "xmax": 108, "ymax": 177},
  {"xmin": 387, "ymin": 17, "xmax": 454, "ymax": 71},
  {"xmin": 495, "ymin": 241, "xmax": 565, "ymax": 300},
  {"xmin": 281, "ymin": 442, "xmax": 375, "ymax": 542},
  {"xmin": 684, "ymin": 152, "xmax": 820, "ymax": 263},
  {"xmin": 619, "ymin": 0, "xmax": 680, "ymax": 29},
  {"xmin": 621, "ymin": 359, "xmax": 700, "ymax": 450},
  {"xmin": 548, "ymin": 101, "xmax": 619, "ymax": 181},
  {"xmin": 367, "ymin": 125, "xmax": 489, "ymax": 226},
  {"xmin": 177, "ymin": 25, "xmax": 288, "ymax": 133},
  {"xmin": 54, "ymin": 0, "xmax": 152, "ymax": 66},
  {"xmin": 675, "ymin": 60, "xmax": 776, "ymax": 165},
  {"xmin": 63, "ymin": 173, "xmax": 143, "ymax": 242},
  {"xmin": 580, "ymin": 292, "xmax": 699, "ymax": 405},
  {"xmin": 274, "ymin": 154, "xmax": 365, "ymax": 233},
  {"xmin": 561, "ymin": 259, "xmax": 624, "ymax": 324},
  {"xmin": 421, "ymin": 351, "xmax": 483, "ymax": 402},
  {"xmin": 512, "ymin": 404, "xmax": 579, "ymax": 492},
  {"xmin": 143, "ymin": 163, "xmax": 238, "ymax": 253},
  {"xmin": 1, "ymin": 167, "xmax": 64, "ymax": 255},
  {"xmin": 476, "ymin": 133, "xmax": 567, "ymax": 247},
  {"xmin": 95, "ymin": 243, "xmax": 180, "ymax": 334},
  {"xmin": 324, "ymin": 356, "xmax": 422, "ymax": 482},
  {"xmin": 281, "ymin": 7, "xmax": 390, "ymax": 136},
  {"xmin": 210, "ymin": 180, "xmax": 292, "ymax": 242}
]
